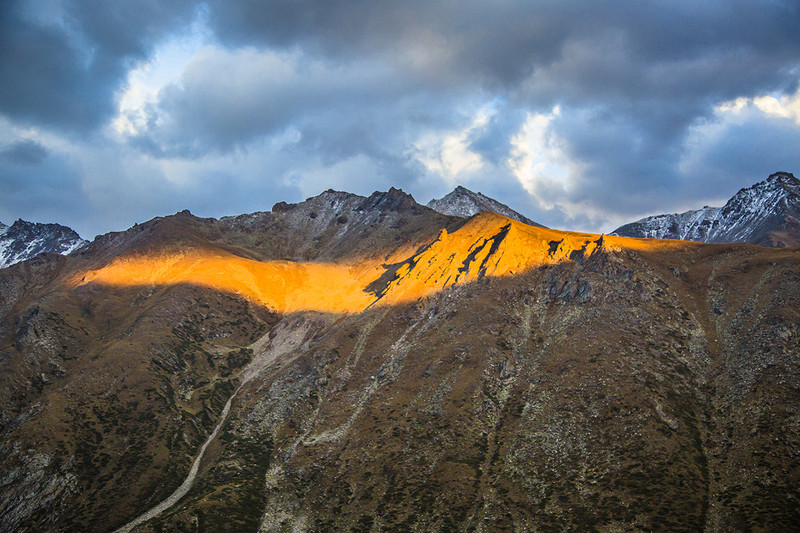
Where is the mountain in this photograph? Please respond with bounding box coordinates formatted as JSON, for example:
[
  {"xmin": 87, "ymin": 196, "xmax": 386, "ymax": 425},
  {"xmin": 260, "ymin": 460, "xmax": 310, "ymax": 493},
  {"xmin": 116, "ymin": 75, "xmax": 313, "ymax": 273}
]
[
  {"xmin": 427, "ymin": 185, "xmax": 544, "ymax": 227},
  {"xmin": 1, "ymin": 188, "xmax": 799, "ymax": 532},
  {"xmin": 612, "ymin": 171, "xmax": 800, "ymax": 247},
  {"xmin": 0, "ymin": 219, "xmax": 87, "ymax": 268}
]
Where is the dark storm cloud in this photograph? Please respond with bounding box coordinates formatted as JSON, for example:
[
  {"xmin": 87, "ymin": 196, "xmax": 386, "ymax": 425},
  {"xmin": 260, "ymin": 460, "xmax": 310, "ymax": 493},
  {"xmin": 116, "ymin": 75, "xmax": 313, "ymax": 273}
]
[
  {"xmin": 206, "ymin": 1, "xmax": 800, "ymax": 98},
  {"xmin": 130, "ymin": 47, "xmax": 410, "ymax": 156},
  {"xmin": 129, "ymin": 45, "xmax": 475, "ymax": 160},
  {"xmin": 194, "ymin": 0, "xmax": 800, "ymax": 224},
  {"xmin": 680, "ymin": 113, "xmax": 800, "ymax": 197},
  {"xmin": 0, "ymin": 5, "xmax": 111, "ymax": 131},
  {"xmin": 0, "ymin": 0, "xmax": 194, "ymax": 132},
  {"xmin": 65, "ymin": 0, "xmax": 196, "ymax": 58},
  {"xmin": 1, "ymin": 0, "xmax": 800, "ymax": 236},
  {"xmin": 27, "ymin": 0, "xmax": 793, "ymax": 169}
]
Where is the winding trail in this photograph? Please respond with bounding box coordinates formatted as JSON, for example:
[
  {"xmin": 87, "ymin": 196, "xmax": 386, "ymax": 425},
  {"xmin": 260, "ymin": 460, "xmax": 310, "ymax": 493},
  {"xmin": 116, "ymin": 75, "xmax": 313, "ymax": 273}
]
[
  {"xmin": 112, "ymin": 385, "xmax": 241, "ymax": 533},
  {"xmin": 111, "ymin": 317, "xmax": 322, "ymax": 533}
]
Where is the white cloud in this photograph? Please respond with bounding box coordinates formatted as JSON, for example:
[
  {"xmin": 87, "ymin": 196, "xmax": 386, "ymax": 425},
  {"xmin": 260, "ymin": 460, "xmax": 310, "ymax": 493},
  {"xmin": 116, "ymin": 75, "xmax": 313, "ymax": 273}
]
[
  {"xmin": 715, "ymin": 85, "xmax": 800, "ymax": 125},
  {"xmin": 507, "ymin": 106, "xmax": 576, "ymax": 209},
  {"xmin": 112, "ymin": 9, "xmax": 212, "ymax": 137},
  {"xmin": 410, "ymin": 105, "xmax": 492, "ymax": 184},
  {"xmin": 680, "ymin": 81, "xmax": 800, "ymax": 180}
]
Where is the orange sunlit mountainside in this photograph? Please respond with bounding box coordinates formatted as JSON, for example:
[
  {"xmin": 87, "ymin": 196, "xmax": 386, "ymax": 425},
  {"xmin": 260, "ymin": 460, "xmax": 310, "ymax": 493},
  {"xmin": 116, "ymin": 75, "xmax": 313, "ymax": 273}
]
[
  {"xmin": 76, "ymin": 249, "xmax": 379, "ymax": 313},
  {"xmin": 74, "ymin": 212, "xmax": 695, "ymax": 313}
]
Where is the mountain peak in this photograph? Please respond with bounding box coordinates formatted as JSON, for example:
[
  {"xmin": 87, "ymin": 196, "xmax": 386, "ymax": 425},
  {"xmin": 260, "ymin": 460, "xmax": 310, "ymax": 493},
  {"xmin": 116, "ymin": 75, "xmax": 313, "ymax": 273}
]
[
  {"xmin": 357, "ymin": 187, "xmax": 420, "ymax": 213},
  {"xmin": 612, "ymin": 171, "xmax": 800, "ymax": 247},
  {"xmin": 427, "ymin": 185, "xmax": 544, "ymax": 227},
  {"xmin": 766, "ymin": 171, "xmax": 797, "ymax": 184},
  {"xmin": 0, "ymin": 219, "xmax": 87, "ymax": 268}
]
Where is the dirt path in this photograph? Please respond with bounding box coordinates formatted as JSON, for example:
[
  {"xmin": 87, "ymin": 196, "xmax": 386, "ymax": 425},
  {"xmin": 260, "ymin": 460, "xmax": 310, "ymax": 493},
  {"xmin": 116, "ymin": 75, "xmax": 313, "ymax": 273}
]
[
  {"xmin": 111, "ymin": 316, "xmax": 326, "ymax": 533},
  {"xmin": 112, "ymin": 387, "xmax": 240, "ymax": 533}
]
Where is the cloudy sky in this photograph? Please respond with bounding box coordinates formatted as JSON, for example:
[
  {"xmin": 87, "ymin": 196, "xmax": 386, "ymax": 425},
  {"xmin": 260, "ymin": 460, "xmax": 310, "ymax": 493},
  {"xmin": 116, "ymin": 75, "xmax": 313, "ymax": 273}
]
[{"xmin": 2, "ymin": 0, "xmax": 800, "ymax": 239}]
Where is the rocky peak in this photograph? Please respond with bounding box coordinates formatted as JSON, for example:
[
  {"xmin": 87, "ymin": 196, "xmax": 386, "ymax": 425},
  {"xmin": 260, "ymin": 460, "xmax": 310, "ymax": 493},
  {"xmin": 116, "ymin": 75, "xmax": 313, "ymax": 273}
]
[
  {"xmin": 269, "ymin": 190, "xmax": 359, "ymax": 215},
  {"xmin": 766, "ymin": 171, "xmax": 797, "ymax": 186},
  {"xmin": 216, "ymin": 187, "xmax": 452, "ymax": 263},
  {"xmin": 427, "ymin": 185, "xmax": 543, "ymax": 227},
  {"xmin": 729, "ymin": 171, "xmax": 798, "ymax": 205},
  {"xmin": 357, "ymin": 187, "xmax": 420, "ymax": 213}
]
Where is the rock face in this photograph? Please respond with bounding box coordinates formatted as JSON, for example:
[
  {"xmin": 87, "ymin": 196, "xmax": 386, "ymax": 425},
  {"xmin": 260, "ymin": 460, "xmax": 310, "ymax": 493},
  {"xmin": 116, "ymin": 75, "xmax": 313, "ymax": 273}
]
[
  {"xmin": 1, "ymin": 188, "xmax": 799, "ymax": 532},
  {"xmin": 427, "ymin": 185, "xmax": 544, "ymax": 227},
  {"xmin": 0, "ymin": 219, "xmax": 87, "ymax": 268},
  {"xmin": 612, "ymin": 171, "xmax": 800, "ymax": 247}
]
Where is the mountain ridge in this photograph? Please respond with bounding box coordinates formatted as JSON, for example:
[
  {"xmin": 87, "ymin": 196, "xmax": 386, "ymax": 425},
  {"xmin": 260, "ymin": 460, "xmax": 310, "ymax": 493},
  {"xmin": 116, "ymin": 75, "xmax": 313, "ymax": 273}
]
[{"xmin": 612, "ymin": 171, "xmax": 800, "ymax": 247}]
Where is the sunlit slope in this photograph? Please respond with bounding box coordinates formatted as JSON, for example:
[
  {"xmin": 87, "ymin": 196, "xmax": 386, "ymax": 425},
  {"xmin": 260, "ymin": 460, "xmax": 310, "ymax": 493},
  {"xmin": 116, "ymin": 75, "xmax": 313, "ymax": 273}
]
[
  {"xmin": 76, "ymin": 249, "xmax": 382, "ymax": 313},
  {"xmin": 75, "ymin": 212, "xmax": 696, "ymax": 313},
  {"xmin": 370, "ymin": 212, "xmax": 693, "ymax": 303}
]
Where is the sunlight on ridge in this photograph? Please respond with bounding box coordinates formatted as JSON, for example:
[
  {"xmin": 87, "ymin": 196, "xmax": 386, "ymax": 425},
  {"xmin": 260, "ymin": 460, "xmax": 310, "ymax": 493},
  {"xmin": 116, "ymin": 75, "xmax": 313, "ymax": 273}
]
[{"xmin": 73, "ymin": 213, "xmax": 693, "ymax": 314}]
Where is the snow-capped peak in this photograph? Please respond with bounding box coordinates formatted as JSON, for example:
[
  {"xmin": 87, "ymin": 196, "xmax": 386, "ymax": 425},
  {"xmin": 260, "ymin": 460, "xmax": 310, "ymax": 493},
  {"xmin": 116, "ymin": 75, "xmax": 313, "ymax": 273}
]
[
  {"xmin": 612, "ymin": 171, "xmax": 800, "ymax": 247},
  {"xmin": 0, "ymin": 219, "xmax": 88, "ymax": 268}
]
